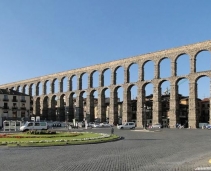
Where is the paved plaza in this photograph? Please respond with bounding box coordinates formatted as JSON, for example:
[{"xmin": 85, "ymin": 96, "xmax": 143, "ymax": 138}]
[{"xmin": 1, "ymin": 128, "xmax": 211, "ymax": 171}]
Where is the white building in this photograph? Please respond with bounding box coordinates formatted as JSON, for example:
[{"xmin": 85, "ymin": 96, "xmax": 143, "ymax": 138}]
[{"xmin": 0, "ymin": 88, "xmax": 31, "ymax": 128}]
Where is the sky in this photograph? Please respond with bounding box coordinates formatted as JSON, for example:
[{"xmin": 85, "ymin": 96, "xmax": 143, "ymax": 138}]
[{"xmin": 0, "ymin": 0, "xmax": 211, "ymax": 99}]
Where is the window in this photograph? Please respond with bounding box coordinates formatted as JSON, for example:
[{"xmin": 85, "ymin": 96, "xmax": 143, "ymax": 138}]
[
  {"xmin": 35, "ymin": 123, "xmax": 40, "ymax": 126},
  {"xmin": 12, "ymin": 111, "xmax": 17, "ymax": 118},
  {"xmin": 28, "ymin": 123, "xmax": 33, "ymax": 126},
  {"xmin": 3, "ymin": 103, "xmax": 8, "ymax": 108},
  {"xmin": 40, "ymin": 123, "xmax": 46, "ymax": 126},
  {"xmin": 3, "ymin": 95, "xmax": 8, "ymax": 101},
  {"xmin": 21, "ymin": 111, "xmax": 25, "ymax": 117},
  {"xmin": 12, "ymin": 96, "xmax": 17, "ymax": 102}
]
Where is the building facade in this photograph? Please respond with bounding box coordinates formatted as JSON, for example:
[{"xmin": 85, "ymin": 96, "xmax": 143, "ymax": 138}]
[{"xmin": 0, "ymin": 89, "xmax": 31, "ymax": 127}]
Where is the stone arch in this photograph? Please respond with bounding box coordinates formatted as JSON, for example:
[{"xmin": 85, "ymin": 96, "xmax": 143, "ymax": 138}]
[
  {"xmin": 158, "ymin": 57, "xmax": 171, "ymax": 78},
  {"xmin": 195, "ymin": 74, "xmax": 211, "ymax": 123},
  {"xmin": 174, "ymin": 77, "xmax": 190, "ymax": 127},
  {"xmin": 98, "ymin": 87, "xmax": 110, "ymax": 123},
  {"xmin": 43, "ymin": 80, "xmax": 50, "ymax": 95},
  {"xmin": 76, "ymin": 90, "xmax": 86, "ymax": 121},
  {"xmin": 50, "ymin": 78, "xmax": 56, "ymax": 94},
  {"xmin": 102, "ymin": 68, "xmax": 111, "ymax": 86},
  {"xmin": 49, "ymin": 95, "xmax": 57, "ymax": 121},
  {"xmin": 158, "ymin": 79, "xmax": 171, "ymax": 127},
  {"xmin": 79, "ymin": 72, "xmax": 88, "ymax": 90},
  {"xmin": 123, "ymin": 84, "xmax": 138, "ymax": 123},
  {"xmin": 195, "ymin": 50, "xmax": 211, "ymax": 72},
  {"xmin": 37, "ymin": 81, "xmax": 42, "ymax": 96},
  {"xmin": 61, "ymin": 76, "xmax": 68, "ymax": 92},
  {"xmin": 22, "ymin": 84, "xmax": 28, "ymax": 94},
  {"xmin": 35, "ymin": 97, "xmax": 41, "ymax": 117},
  {"xmin": 127, "ymin": 62, "xmax": 139, "ymax": 83},
  {"xmin": 113, "ymin": 65, "xmax": 124, "ymax": 85},
  {"xmin": 88, "ymin": 89, "xmax": 98, "ymax": 122},
  {"xmin": 29, "ymin": 83, "xmax": 34, "ymax": 96},
  {"xmin": 58, "ymin": 94, "xmax": 66, "ymax": 121},
  {"xmin": 16, "ymin": 85, "xmax": 20, "ymax": 92},
  {"xmin": 175, "ymin": 53, "xmax": 190, "ymax": 76},
  {"xmin": 142, "ymin": 60, "xmax": 154, "ymax": 81},
  {"xmin": 110, "ymin": 85, "xmax": 123, "ymax": 125},
  {"xmin": 67, "ymin": 75, "xmax": 76, "ymax": 91},
  {"xmin": 67, "ymin": 92, "xmax": 76, "ymax": 122},
  {"xmin": 90, "ymin": 70, "xmax": 99, "ymax": 88},
  {"xmin": 42, "ymin": 96, "xmax": 49, "ymax": 120}
]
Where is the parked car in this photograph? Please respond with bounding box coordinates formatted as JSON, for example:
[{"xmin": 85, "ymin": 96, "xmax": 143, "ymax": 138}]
[
  {"xmin": 151, "ymin": 123, "xmax": 162, "ymax": 129},
  {"xmin": 99, "ymin": 122, "xmax": 111, "ymax": 127},
  {"xmin": 117, "ymin": 122, "xmax": 135, "ymax": 129},
  {"xmin": 206, "ymin": 124, "xmax": 211, "ymax": 129},
  {"xmin": 20, "ymin": 121, "xmax": 48, "ymax": 132},
  {"xmin": 88, "ymin": 122, "xmax": 95, "ymax": 127},
  {"xmin": 92, "ymin": 123, "xmax": 100, "ymax": 128}
]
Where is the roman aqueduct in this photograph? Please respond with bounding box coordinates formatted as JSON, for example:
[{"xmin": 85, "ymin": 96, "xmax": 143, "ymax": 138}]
[{"xmin": 1, "ymin": 40, "xmax": 211, "ymax": 128}]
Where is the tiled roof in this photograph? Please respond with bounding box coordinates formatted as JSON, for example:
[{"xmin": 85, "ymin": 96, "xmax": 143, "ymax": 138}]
[
  {"xmin": 0, "ymin": 88, "xmax": 30, "ymax": 96},
  {"xmin": 201, "ymin": 98, "xmax": 210, "ymax": 102}
]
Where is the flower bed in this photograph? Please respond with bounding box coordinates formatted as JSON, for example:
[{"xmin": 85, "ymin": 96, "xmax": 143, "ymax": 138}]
[{"xmin": 0, "ymin": 132, "xmax": 119, "ymax": 146}]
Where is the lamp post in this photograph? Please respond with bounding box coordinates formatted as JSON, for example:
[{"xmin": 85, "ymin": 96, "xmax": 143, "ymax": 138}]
[
  {"xmin": 64, "ymin": 105, "xmax": 67, "ymax": 122},
  {"xmin": 143, "ymin": 104, "xmax": 146, "ymax": 129},
  {"xmin": 56, "ymin": 108, "xmax": 59, "ymax": 121}
]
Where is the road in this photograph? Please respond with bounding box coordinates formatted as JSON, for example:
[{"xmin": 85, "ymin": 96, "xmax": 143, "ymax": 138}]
[{"xmin": 1, "ymin": 128, "xmax": 211, "ymax": 171}]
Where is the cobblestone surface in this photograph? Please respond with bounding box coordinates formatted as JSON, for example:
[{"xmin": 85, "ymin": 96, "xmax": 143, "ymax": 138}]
[{"xmin": 1, "ymin": 128, "xmax": 211, "ymax": 171}]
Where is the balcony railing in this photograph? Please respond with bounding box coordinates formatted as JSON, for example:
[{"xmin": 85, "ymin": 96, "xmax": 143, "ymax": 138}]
[
  {"xmin": 12, "ymin": 99, "xmax": 18, "ymax": 102},
  {"xmin": 12, "ymin": 107, "xmax": 18, "ymax": 110},
  {"xmin": 21, "ymin": 99, "xmax": 26, "ymax": 102},
  {"xmin": 21, "ymin": 107, "xmax": 26, "ymax": 110},
  {"xmin": 3, "ymin": 106, "xmax": 9, "ymax": 109},
  {"xmin": 3, "ymin": 98, "xmax": 9, "ymax": 101}
]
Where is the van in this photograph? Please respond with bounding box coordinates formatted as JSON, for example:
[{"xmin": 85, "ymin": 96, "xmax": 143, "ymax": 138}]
[
  {"xmin": 117, "ymin": 122, "xmax": 136, "ymax": 129},
  {"xmin": 20, "ymin": 121, "xmax": 48, "ymax": 132}
]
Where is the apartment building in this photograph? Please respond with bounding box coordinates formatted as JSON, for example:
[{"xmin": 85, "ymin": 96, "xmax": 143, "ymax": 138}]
[{"xmin": 0, "ymin": 88, "xmax": 31, "ymax": 127}]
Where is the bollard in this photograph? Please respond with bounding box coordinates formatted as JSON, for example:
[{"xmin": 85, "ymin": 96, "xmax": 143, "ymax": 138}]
[{"xmin": 111, "ymin": 127, "xmax": 114, "ymax": 135}]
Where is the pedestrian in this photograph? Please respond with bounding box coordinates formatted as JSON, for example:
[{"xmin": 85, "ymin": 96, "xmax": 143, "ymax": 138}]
[{"xmin": 111, "ymin": 127, "xmax": 114, "ymax": 135}]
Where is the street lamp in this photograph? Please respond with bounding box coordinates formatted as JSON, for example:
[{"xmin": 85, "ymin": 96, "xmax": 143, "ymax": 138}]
[{"xmin": 144, "ymin": 104, "xmax": 146, "ymax": 129}]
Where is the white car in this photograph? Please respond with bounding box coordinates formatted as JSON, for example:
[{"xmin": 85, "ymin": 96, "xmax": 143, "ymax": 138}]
[
  {"xmin": 92, "ymin": 123, "xmax": 100, "ymax": 128},
  {"xmin": 88, "ymin": 122, "xmax": 95, "ymax": 127},
  {"xmin": 20, "ymin": 121, "xmax": 48, "ymax": 132},
  {"xmin": 151, "ymin": 123, "xmax": 162, "ymax": 129},
  {"xmin": 99, "ymin": 122, "xmax": 111, "ymax": 127},
  {"xmin": 117, "ymin": 122, "xmax": 135, "ymax": 129}
]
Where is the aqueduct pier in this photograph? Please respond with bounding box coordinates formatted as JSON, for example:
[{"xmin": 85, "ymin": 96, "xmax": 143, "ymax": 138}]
[{"xmin": 1, "ymin": 40, "xmax": 211, "ymax": 128}]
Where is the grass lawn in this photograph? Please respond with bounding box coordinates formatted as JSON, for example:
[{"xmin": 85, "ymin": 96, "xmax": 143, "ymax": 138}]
[{"xmin": 0, "ymin": 131, "xmax": 120, "ymax": 147}]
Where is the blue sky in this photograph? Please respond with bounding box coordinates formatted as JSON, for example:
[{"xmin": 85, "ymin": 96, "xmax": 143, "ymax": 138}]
[{"xmin": 0, "ymin": 0, "xmax": 211, "ymax": 99}]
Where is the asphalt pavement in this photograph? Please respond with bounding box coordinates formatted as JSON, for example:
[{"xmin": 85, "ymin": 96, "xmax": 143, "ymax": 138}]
[{"xmin": 1, "ymin": 127, "xmax": 211, "ymax": 171}]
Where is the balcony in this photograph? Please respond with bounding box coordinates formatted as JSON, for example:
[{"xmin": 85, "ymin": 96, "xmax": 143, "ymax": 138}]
[
  {"xmin": 21, "ymin": 107, "xmax": 26, "ymax": 110},
  {"xmin": 12, "ymin": 107, "xmax": 18, "ymax": 110},
  {"xmin": 21, "ymin": 99, "xmax": 26, "ymax": 102},
  {"xmin": 12, "ymin": 99, "xmax": 18, "ymax": 102},
  {"xmin": 3, "ymin": 106, "xmax": 9, "ymax": 109},
  {"xmin": 3, "ymin": 98, "xmax": 9, "ymax": 102}
]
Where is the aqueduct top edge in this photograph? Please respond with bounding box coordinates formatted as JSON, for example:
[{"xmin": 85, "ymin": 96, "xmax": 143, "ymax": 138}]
[{"xmin": 0, "ymin": 40, "xmax": 211, "ymax": 88}]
